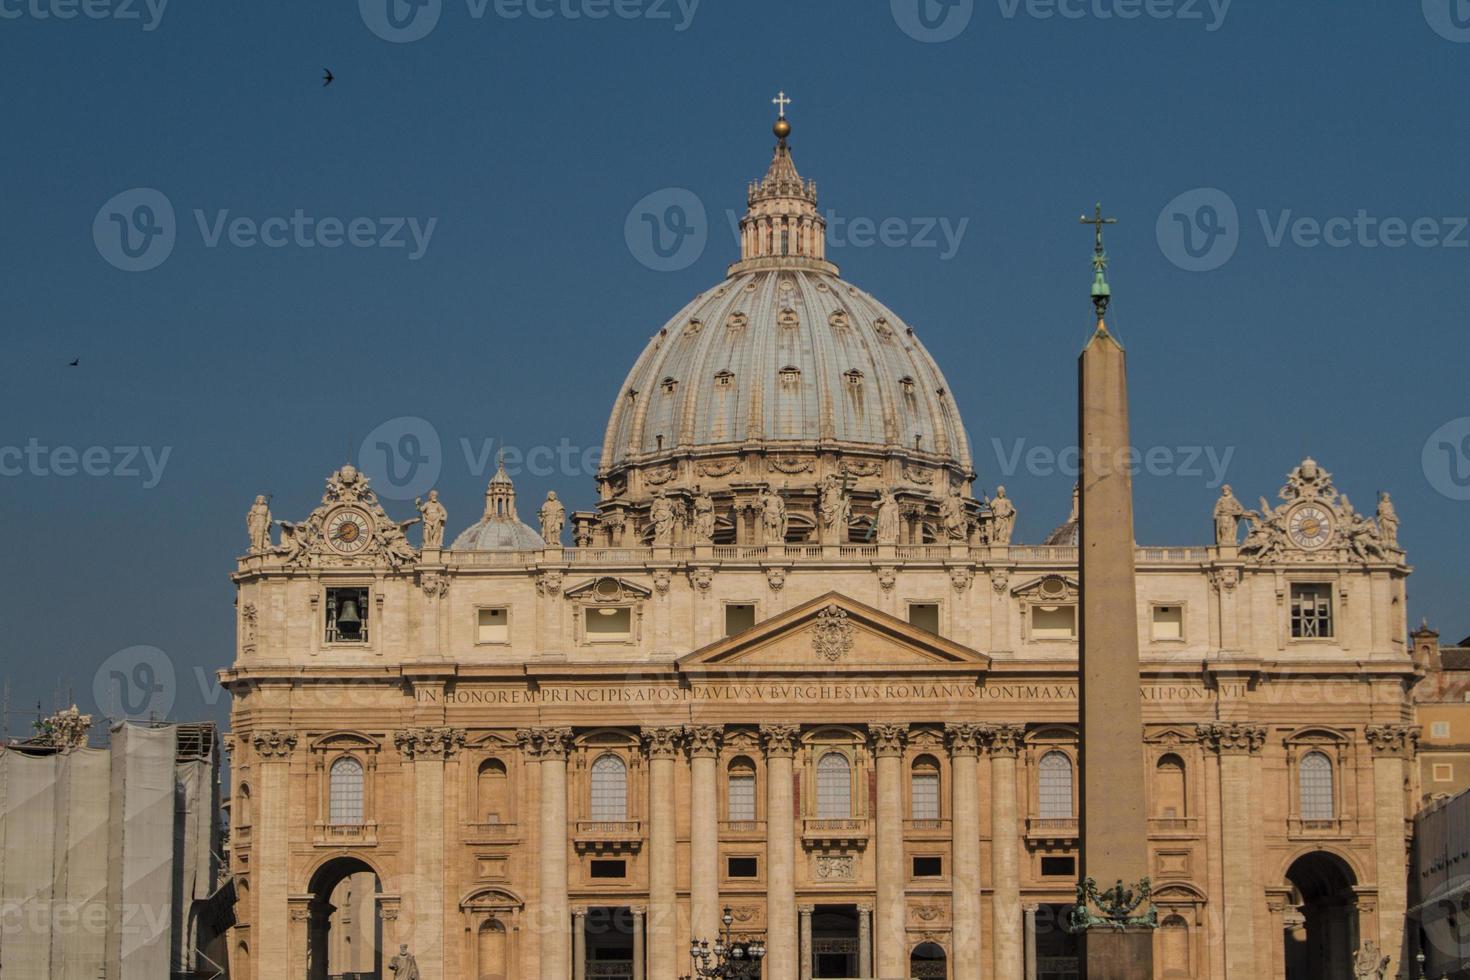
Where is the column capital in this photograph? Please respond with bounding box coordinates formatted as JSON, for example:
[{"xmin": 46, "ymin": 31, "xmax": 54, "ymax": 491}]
[
  {"xmin": 983, "ymin": 723, "xmax": 1025, "ymax": 757},
  {"xmin": 1196, "ymin": 722, "xmax": 1265, "ymax": 755},
  {"xmin": 392, "ymin": 727, "xmax": 467, "ymax": 760},
  {"xmin": 570, "ymin": 906, "xmax": 588, "ymax": 918},
  {"xmin": 251, "ymin": 729, "xmax": 298, "ymax": 759},
  {"xmin": 684, "ymin": 724, "xmax": 724, "ymax": 758},
  {"xmin": 798, "ymin": 904, "xmax": 815, "ymax": 915},
  {"xmin": 856, "ymin": 903, "xmax": 873, "ymax": 914},
  {"xmin": 760, "ymin": 723, "xmax": 800, "ymax": 758},
  {"xmin": 641, "ymin": 725, "xmax": 685, "ymax": 759},
  {"xmin": 869, "ymin": 723, "xmax": 909, "ymax": 757},
  {"xmin": 518, "ymin": 726, "xmax": 574, "ymax": 761},
  {"xmin": 1365, "ymin": 724, "xmax": 1420, "ymax": 759},
  {"xmin": 944, "ymin": 722, "xmax": 985, "ymax": 757},
  {"xmin": 629, "ymin": 905, "xmax": 647, "ymax": 919}
]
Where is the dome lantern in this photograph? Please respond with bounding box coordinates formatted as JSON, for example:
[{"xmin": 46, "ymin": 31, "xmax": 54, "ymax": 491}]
[{"xmin": 730, "ymin": 93, "xmax": 838, "ymax": 277}]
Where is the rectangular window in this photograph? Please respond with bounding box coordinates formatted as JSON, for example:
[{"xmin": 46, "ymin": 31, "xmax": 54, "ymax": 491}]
[
  {"xmin": 725, "ymin": 603, "xmax": 756, "ymax": 636},
  {"xmin": 1032, "ymin": 605, "xmax": 1077, "ymax": 640},
  {"xmin": 1433, "ymin": 721, "xmax": 1451, "ymax": 739},
  {"xmin": 1152, "ymin": 605, "xmax": 1183, "ymax": 641},
  {"xmin": 728, "ymin": 774, "xmax": 756, "ymax": 822},
  {"xmin": 1041, "ymin": 856, "xmax": 1076, "ymax": 877},
  {"xmin": 325, "ymin": 587, "xmax": 370, "ymax": 643},
  {"xmin": 589, "ymin": 860, "xmax": 626, "ymax": 879},
  {"xmin": 911, "ymin": 772, "xmax": 940, "ymax": 821},
  {"xmin": 1435, "ymin": 763, "xmax": 1454, "ymax": 782},
  {"xmin": 477, "ymin": 607, "xmax": 508, "ymax": 644},
  {"xmin": 908, "ymin": 603, "xmax": 940, "ymax": 635},
  {"xmin": 1290, "ymin": 584, "xmax": 1333, "ymax": 639},
  {"xmin": 912, "ymin": 856, "xmax": 943, "ymax": 878},
  {"xmin": 727, "ymin": 857, "xmax": 758, "ymax": 878},
  {"xmin": 585, "ymin": 607, "xmax": 632, "ymax": 641}
]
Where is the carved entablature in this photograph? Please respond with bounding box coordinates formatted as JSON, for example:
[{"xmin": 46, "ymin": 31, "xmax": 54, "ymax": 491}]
[
  {"xmin": 1236, "ymin": 457, "xmax": 1400, "ymax": 565},
  {"xmin": 265, "ymin": 465, "xmax": 422, "ymax": 570},
  {"xmin": 1196, "ymin": 723, "xmax": 1266, "ymax": 755},
  {"xmin": 394, "ymin": 727, "xmax": 467, "ymax": 760},
  {"xmin": 252, "ymin": 730, "xmax": 298, "ymax": 759},
  {"xmin": 1364, "ymin": 724, "xmax": 1420, "ymax": 759}
]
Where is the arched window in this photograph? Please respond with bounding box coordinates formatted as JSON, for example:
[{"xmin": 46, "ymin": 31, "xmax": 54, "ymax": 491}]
[
  {"xmin": 1154, "ymin": 754, "xmax": 1187, "ymax": 819},
  {"xmin": 590, "ymin": 755, "xmax": 628, "ymax": 822},
  {"xmin": 1299, "ymin": 751, "xmax": 1335, "ymax": 821},
  {"xmin": 727, "ymin": 757, "xmax": 757, "ymax": 822},
  {"xmin": 329, "ymin": 757, "xmax": 364, "ymax": 825},
  {"xmin": 910, "ymin": 941, "xmax": 948, "ymax": 979},
  {"xmin": 1038, "ymin": 751, "xmax": 1074, "ymax": 820},
  {"xmin": 816, "ymin": 752, "xmax": 852, "ymax": 819},
  {"xmin": 478, "ymin": 759, "xmax": 508, "ymax": 823},
  {"xmin": 911, "ymin": 756, "xmax": 941, "ymax": 821}
]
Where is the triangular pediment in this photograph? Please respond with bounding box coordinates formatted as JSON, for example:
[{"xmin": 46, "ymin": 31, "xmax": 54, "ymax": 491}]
[{"xmin": 677, "ymin": 592, "xmax": 989, "ymax": 674}]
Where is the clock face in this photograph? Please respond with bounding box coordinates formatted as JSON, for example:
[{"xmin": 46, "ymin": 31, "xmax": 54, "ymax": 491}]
[
  {"xmin": 1287, "ymin": 503, "xmax": 1334, "ymax": 550},
  {"xmin": 326, "ymin": 508, "xmax": 373, "ymax": 554}
]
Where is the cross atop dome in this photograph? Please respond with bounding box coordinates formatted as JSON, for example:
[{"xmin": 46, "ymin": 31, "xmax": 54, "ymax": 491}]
[{"xmin": 730, "ymin": 92, "xmax": 836, "ymax": 275}]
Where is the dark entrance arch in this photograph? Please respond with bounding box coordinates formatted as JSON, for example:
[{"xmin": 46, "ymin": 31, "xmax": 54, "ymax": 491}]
[
  {"xmin": 306, "ymin": 856, "xmax": 382, "ymax": 980},
  {"xmin": 1283, "ymin": 850, "xmax": 1359, "ymax": 980}
]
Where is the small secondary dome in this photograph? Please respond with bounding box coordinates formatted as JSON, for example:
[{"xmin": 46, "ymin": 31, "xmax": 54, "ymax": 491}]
[{"xmin": 450, "ymin": 458, "xmax": 546, "ymax": 551}]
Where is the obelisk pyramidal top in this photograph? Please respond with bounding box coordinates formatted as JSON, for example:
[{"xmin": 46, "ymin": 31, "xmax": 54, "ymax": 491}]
[{"xmin": 1074, "ymin": 205, "xmax": 1157, "ymax": 977}]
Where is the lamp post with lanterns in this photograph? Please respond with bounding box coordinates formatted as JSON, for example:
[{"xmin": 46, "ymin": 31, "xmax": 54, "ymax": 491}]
[{"xmin": 682, "ymin": 906, "xmax": 766, "ymax": 980}]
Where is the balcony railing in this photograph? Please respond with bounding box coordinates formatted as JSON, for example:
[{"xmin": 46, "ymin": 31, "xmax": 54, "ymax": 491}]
[
  {"xmin": 1148, "ymin": 816, "xmax": 1202, "ymax": 836},
  {"xmin": 466, "ymin": 820, "xmax": 521, "ymax": 842},
  {"xmin": 439, "ymin": 543, "xmax": 1212, "ymax": 566},
  {"xmin": 719, "ymin": 819, "xmax": 766, "ymax": 838},
  {"xmin": 315, "ymin": 822, "xmax": 377, "ymax": 846},
  {"xmin": 573, "ymin": 819, "xmax": 644, "ymax": 854},
  {"xmin": 802, "ymin": 817, "xmax": 870, "ymax": 848},
  {"xmin": 904, "ymin": 817, "xmax": 951, "ymax": 839},
  {"xmin": 1025, "ymin": 817, "xmax": 1079, "ymax": 845}
]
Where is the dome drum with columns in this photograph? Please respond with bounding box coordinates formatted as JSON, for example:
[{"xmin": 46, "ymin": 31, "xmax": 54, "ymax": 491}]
[{"xmin": 590, "ymin": 115, "xmax": 984, "ymax": 549}]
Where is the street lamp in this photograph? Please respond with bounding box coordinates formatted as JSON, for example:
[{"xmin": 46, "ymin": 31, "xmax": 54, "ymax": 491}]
[{"xmin": 686, "ymin": 906, "xmax": 766, "ymax": 979}]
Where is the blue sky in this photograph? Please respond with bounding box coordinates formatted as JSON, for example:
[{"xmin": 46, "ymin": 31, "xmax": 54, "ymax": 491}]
[{"xmin": 2, "ymin": 0, "xmax": 1468, "ymax": 729}]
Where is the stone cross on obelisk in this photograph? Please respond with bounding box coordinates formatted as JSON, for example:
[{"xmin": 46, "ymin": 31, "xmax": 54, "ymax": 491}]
[{"xmin": 1073, "ymin": 205, "xmax": 1157, "ymax": 976}]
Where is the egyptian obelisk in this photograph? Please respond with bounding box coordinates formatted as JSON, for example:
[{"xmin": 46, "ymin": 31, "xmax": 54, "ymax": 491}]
[{"xmin": 1075, "ymin": 206, "xmax": 1155, "ymax": 976}]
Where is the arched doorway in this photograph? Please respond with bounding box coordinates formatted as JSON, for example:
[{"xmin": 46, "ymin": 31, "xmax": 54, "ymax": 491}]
[
  {"xmin": 306, "ymin": 856, "xmax": 382, "ymax": 980},
  {"xmin": 1283, "ymin": 851, "xmax": 1359, "ymax": 980},
  {"xmin": 910, "ymin": 940, "xmax": 948, "ymax": 979}
]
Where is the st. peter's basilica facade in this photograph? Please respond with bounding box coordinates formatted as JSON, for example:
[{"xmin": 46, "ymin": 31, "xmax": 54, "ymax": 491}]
[{"xmin": 221, "ymin": 113, "xmax": 1419, "ymax": 980}]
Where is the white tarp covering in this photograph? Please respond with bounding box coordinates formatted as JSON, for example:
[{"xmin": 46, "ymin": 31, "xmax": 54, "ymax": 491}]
[
  {"xmin": 0, "ymin": 750, "xmax": 59, "ymax": 979},
  {"xmin": 54, "ymin": 747, "xmax": 111, "ymax": 980},
  {"xmin": 106, "ymin": 723, "xmax": 176, "ymax": 980}
]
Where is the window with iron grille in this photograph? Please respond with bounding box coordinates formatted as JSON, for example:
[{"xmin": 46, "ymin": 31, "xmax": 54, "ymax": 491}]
[
  {"xmin": 1038, "ymin": 751, "xmax": 1074, "ymax": 820},
  {"xmin": 816, "ymin": 752, "xmax": 852, "ymax": 819},
  {"xmin": 329, "ymin": 757, "xmax": 364, "ymax": 825},
  {"xmin": 590, "ymin": 755, "xmax": 628, "ymax": 822},
  {"xmin": 911, "ymin": 763, "xmax": 940, "ymax": 820},
  {"xmin": 1290, "ymin": 584, "xmax": 1333, "ymax": 638},
  {"xmin": 727, "ymin": 767, "xmax": 756, "ymax": 822},
  {"xmin": 1299, "ymin": 752, "xmax": 1334, "ymax": 821}
]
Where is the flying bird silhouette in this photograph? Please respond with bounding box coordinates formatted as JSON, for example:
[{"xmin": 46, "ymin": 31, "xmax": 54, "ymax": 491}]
[
  {"xmin": 322, "ymin": 68, "xmax": 334, "ymax": 87},
  {"xmin": 67, "ymin": 358, "xmax": 80, "ymax": 367}
]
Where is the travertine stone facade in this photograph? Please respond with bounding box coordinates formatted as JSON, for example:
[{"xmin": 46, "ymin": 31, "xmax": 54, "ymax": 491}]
[{"xmin": 221, "ymin": 115, "xmax": 1420, "ymax": 980}]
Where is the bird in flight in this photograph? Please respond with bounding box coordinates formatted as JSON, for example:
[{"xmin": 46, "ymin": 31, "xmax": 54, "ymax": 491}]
[
  {"xmin": 322, "ymin": 68, "xmax": 334, "ymax": 87},
  {"xmin": 67, "ymin": 358, "xmax": 80, "ymax": 367}
]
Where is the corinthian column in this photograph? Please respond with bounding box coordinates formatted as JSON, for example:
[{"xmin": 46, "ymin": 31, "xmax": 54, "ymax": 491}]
[
  {"xmin": 251, "ymin": 730, "xmax": 297, "ymax": 980},
  {"xmin": 1367, "ymin": 724, "xmax": 1419, "ymax": 979},
  {"xmin": 522, "ymin": 727, "xmax": 573, "ymax": 980},
  {"xmin": 643, "ymin": 726, "xmax": 683, "ymax": 978},
  {"xmin": 946, "ymin": 724, "xmax": 985, "ymax": 980},
  {"xmin": 761, "ymin": 724, "xmax": 800, "ymax": 980},
  {"xmin": 393, "ymin": 727, "xmax": 466, "ymax": 980},
  {"xmin": 1198, "ymin": 723, "xmax": 1264, "ymax": 979},
  {"xmin": 987, "ymin": 724, "xmax": 1024, "ymax": 980},
  {"xmin": 870, "ymin": 723, "xmax": 908, "ymax": 977},
  {"xmin": 686, "ymin": 726, "xmax": 724, "ymax": 946}
]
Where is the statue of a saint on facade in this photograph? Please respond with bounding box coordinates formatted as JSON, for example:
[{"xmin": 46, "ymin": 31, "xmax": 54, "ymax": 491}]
[
  {"xmin": 939, "ymin": 487, "xmax": 969, "ymax": 541},
  {"xmin": 539, "ymin": 491, "xmax": 566, "ymax": 545},
  {"xmin": 1213, "ymin": 484, "xmax": 1245, "ymax": 546},
  {"xmin": 1376, "ymin": 491, "xmax": 1400, "ymax": 549},
  {"xmin": 988, "ymin": 485, "xmax": 1017, "ymax": 545},
  {"xmin": 247, "ymin": 495, "xmax": 273, "ymax": 553},
  {"xmin": 818, "ymin": 474, "xmax": 850, "ymax": 543},
  {"xmin": 388, "ymin": 944, "xmax": 420, "ymax": 980},
  {"xmin": 759, "ymin": 486, "xmax": 787, "ymax": 545},
  {"xmin": 416, "ymin": 490, "xmax": 447, "ymax": 549},
  {"xmin": 650, "ymin": 492, "xmax": 676, "ymax": 546},
  {"xmin": 875, "ymin": 487, "xmax": 900, "ymax": 545},
  {"xmin": 692, "ymin": 490, "xmax": 716, "ymax": 544}
]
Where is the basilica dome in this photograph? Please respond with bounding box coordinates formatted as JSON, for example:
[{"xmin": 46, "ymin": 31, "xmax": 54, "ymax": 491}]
[{"xmin": 450, "ymin": 457, "xmax": 545, "ymax": 551}]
